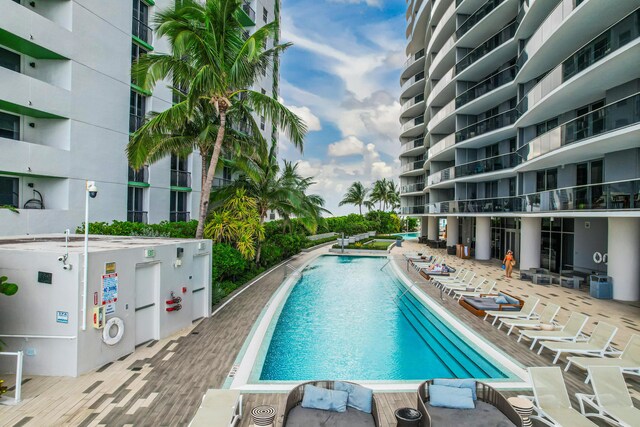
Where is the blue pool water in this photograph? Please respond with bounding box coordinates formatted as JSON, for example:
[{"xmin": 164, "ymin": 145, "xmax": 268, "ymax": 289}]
[
  {"xmin": 393, "ymin": 232, "xmax": 419, "ymax": 240},
  {"xmin": 257, "ymin": 256, "xmax": 511, "ymax": 381}
]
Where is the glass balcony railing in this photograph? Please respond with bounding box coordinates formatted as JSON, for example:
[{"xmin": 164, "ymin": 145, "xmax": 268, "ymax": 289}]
[
  {"xmin": 132, "ymin": 17, "xmax": 153, "ymax": 45},
  {"xmin": 456, "ymin": 0, "xmax": 506, "ymax": 39},
  {"xmin": 427, "ymin": 166, "xmax": 456, "ymax": 186},
  {"xmin": 402, "ymin": 205, "xmax": 426, "ymax": 214},
  {"xmin": 401, "ymin": 71, "xmax": 426, "ymax": 92},
  {"xmin": 401, "ymin": 93, "xmax": 425, "ymax": 113},
  {"xmin": 428, "ymin": 134, "xmax": 455, "ymax": 158},
  {"xmin": 455, "ymin": 151, "xmax": 521, "ymax": 177},
  {"xmin": 518, "ymin": 93, "xmax": 640, "ymax": 162},
  {"xmin": 401, "ymin": 137, "xmax": 425, "ymax": 153},
  {"xmin": 127, "ymin": 211, "xmax": 148, "ymax": 223},
  {"xmin": 170, "ymin": 211, "xmax": 191, "ymax": 222},
  {"xmin": 401, "ymin": 183, "xmax": 425, "ymax": 193},
  {"xmin": 456, "ymin": 65, "xmax": 517, "ymax": 108},
  {"xmin": 128, "ymin": 165, "xmax": 149, "ymax": 183},
  {"xmin": 171, "ymin": 170, "xmax": 192, "ymax": 187},
  {"xmin": 456, "ymin": 108, "xmax": 519, "ymax": 143},
  {"xmin": 427, "ymin": 201, "xmax": 453, "ymax": 214},
  {"xmin": 401, "ymin": 115, "xmax": 425, "ymax": 133},
  {"xmin": 404, "ymin": 49, "xmax": 426, "ymax": 68},
  {"xmin": 456, "ymin": 21, "xmax": 517, "ymax": 74},
  {"xmin": 401, "ymin": 160, "xmax": 425, "ymax": 173}
]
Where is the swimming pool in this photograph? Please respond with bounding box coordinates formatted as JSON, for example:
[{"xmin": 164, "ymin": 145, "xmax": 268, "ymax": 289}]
[
  {"xmin": 231, "ymin": 255, "xmax": 525, "ymax": 388},
  {"xmin": 393, "ymin": 232, "xmax": 419, "ymax": 240}
]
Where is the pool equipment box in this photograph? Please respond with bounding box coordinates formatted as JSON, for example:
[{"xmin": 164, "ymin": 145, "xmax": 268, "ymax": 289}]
[{"xmin": 0, "ymin": 234, "xmax": 212, "ymax": 377}]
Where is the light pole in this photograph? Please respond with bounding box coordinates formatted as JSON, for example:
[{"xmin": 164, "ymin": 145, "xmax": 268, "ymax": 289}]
[{"xmin": 82, "ymin": 181, "xmax": 98, "ymax": 331}]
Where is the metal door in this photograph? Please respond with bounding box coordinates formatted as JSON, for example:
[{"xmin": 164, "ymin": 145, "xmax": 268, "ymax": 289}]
[{"xmin": 135, "ymin": 263, "xmax": 159, "ymax": 345}]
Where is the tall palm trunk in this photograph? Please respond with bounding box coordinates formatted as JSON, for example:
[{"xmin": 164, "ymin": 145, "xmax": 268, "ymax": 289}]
[
  {"xmin": 359, "ymin": 204, "xmax": 362, "ymax": 216},
  {"xmin": 255, "ymin": 209, "xmax": 267, "ymax": 264},
  {"xmin": 196, "ymin": 109, "xmax": 226, "ymax": 239}
]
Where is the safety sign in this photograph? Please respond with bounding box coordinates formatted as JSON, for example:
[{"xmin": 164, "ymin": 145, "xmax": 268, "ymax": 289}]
[{"xmin": 101, "ymin": 273, "xmax": 118, "ymax": 305}]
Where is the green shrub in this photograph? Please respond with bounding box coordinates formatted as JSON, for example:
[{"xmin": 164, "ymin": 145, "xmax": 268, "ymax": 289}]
[
  {"xmin": 259, "ymin": 241, "xmax": 284, "ymax": 267},
  {"xmin": 78, "ymin": 220, "xmax": 198, "ymax": 238},
  {"xmin": 211, "ymin": 244, "xmax": 247, "ymax": 282}
]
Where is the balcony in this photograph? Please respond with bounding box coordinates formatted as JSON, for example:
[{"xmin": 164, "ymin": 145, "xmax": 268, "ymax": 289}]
[
  {"xmin": 401, "ymin": 93, "xmax": 425, "ymax": 114},
  {"xmin": 401, "ymin": 115, "xmax": 425, "ymax": 134},
  {"xmin": 518, "ymin": 93, "xmax": 640, "ymax": 162},
  {"xmin": 170, "ymin": 211, "xmax": 191, "ymax": 222},
  {"xmin": 132, "ymin": 17, "xmax": 153, "ymax": 47},
  {"xmin": 428, "ymin": 134, "xmax": 455, "ymax": 159},
  {"xmin": 456, "ymin": 65, "xmax": 517, "ymax": 108},
  {"xmin": 239, "ymin": 2, "xmax": 256, "ymax": 26},
  {"xmin": 127, "ymin": 211, "xmax": 148, "ymax": 223},
  {"xmin": 428, "ymin": 99, "xmax": 456, "ymax": 132},
  {"xmin": 401, "ymin": 183, "xmax": 426, "ymax": 194},
  {"xmin": 402, "ymin": 205, "xmax": 426, "ymax": 215},
  {"xmin": 171, "ymin": 170, "xmax": 192, "ymax": 188},
  {"xmin": 403, "ymin": 49, "xmax": 425, "ymax": 69},
  {"xmin": 427, "ymin": 166, "xmax": 456, "ymax": 186},
  {"xmin": 427, "ymin": 66, "xmax": 455, "ymax": 107},
  {"xmin": 401, "ymin": 160, "xmax": 425, "ymax": 173},
  {"xmin": 129, "ymin": 114, "xmax": 145, "ymax": 133},
  {"xmin": 0, "ymin": 66, "xmax": 70, "ymax": 119},
  {"xmin": 456, "ymin": 0, "xmax": 506, "ymax": 39},
  {"xmin": 456, "ymin": 108, "xmax": 518, "ymax": 143},
  {"xmin": 455, "ymin": 152, "xmax": 521, "ymax": 177},
  {"xmin": 0, "ymin": 137, "xmax": 70, "ymax": 179},
  {"xmin": 456, "ymin": 20, "xmax": 517, "ymax": 74},
  {"xmin": 401, "ymin": 137, "xmax": 425, "ymax": 154},
  {"xmin": 401, "ymin": 70, "xmax": 425, "ymax": 93},
  {"xmin": 128, "ymin": 165, "xmax": 149, "ymax": 184}
]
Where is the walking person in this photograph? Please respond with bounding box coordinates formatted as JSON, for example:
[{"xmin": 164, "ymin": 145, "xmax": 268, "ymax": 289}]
[{"xmin": 503, "ymin": 250, "xmax": 515, "ymax": 278}]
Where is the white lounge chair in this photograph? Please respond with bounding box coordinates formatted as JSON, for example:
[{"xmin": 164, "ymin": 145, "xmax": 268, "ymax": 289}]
[
  {"xmin": 411, "ymin": 257, "xmax": 442, "ymax": 271},
  {"xmin": 444, "ymin": 276, "xmax": 485, "ymax": 295},
  {"xmin": 565, "ymin": 334, "xmax": 640, "ymax": 383},
  {"xmin": 538, "ymin": 321, "xmax": 618, "ymax": 364},
  {"xmin": 576, "ymin": 367, "xmax": 640, "ymax": 427},
  {"xmin": 522, "ymin": 367, "xmax": 598, "ymax": 427},
  {"xmin": 433, "ymin": 271, "xmax": 475, "ymax": 289},
  {"xmin": 189, "ymin": 389, "xmax": 243, "ymax": 427},
  {"xmin": 453, "ymin": 280, "xmax": 496, "ymax": 300},
  {"xmin": 518, "ymin": 312, "xmax": 589, "ymax": 350},
  {"xmin": 499, "ymin": 303, "xmax": 561, "ymax": 335},
  {"xmin": 484, "ymin": 296, "xmax": 540, "ymax": 326}
]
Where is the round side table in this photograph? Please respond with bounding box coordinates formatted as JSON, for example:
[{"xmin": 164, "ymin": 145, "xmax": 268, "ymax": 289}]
[
  {"xmin": 250, "ymin": 405, "xmax": 276, "ymax": 427},
  {"xmin": 507, "ymin": 397, "xmax": 533, "ymax": 427}
]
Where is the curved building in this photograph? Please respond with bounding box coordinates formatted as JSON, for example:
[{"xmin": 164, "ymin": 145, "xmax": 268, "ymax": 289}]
[{"xmin": 400, "ymin": 0, "xmax": 640, "ymax": 300}]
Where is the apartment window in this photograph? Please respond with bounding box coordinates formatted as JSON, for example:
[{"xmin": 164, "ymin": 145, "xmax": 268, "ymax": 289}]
[
  {"xmin": 535, "ymin": 117, "xmax": 559, "ymax": 136},
  {"xmin": 261, "ymin": 88, "xmax": 266, "ymax": 95},
  {"xmin": 223, "ymin": 165, "xmax": 232, "ymax": 182},
  {"xmin": 132, "ymin": 0, "xmax": 151, "ymax": 44},
  {"xmin": 171, "ymin": 154, "xmax": 191, "ymax": 187},
  {"xmin": 485, "ymin": 181, "xmax": 498, "ymax": 198},
  {"xmin": 0, "ymin": 176, "xmax": 18, "ymax": 208},
  {"xmin": 263, "ymin": 7, "xmax": 268, "ymax": 23},
  {"xmin": 170, "ymin": 191, "xmax": 189, "ymax": 222},
  {"xmin": 130, "ymin": 91, "xmax": 146, "ymax": 133},
  {"xmin": 0, "ymin": 112, "xmax": 19, "ymax": 141},
  {"xmin": 131, "ymin": 42, "xmax": 148, "ymax": 64},
  {"xmin": 485, "ymin": 143, "xmax": 499, "ymax": 158},
  {"xmin": 260, "ymin": 115, "xmax": 265, "ymax": 130},
  {"xmin": 0, "ymin": 46, "xmax": 20, "ymax": 73},
  {"xmin": 127, "ymin": 187, "xmax": 147, "ymax": 223},
  {"xmin": 536, "ymin": 168, "xmax": 558, "ymax": 192}
]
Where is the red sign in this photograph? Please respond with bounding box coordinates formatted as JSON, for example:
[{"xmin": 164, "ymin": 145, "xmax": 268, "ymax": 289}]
[{"xmin": 93, "ymin": 292, "xmax": 98, "ymax": 306}]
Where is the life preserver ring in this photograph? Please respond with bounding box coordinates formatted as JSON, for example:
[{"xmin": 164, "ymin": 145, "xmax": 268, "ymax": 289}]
[{"xmin": 103, "ymin": 317, "xmax": 124, "ymax": 345}]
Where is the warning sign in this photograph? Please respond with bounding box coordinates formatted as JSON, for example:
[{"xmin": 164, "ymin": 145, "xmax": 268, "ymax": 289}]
[{"xmin": 101, "ymin": 273, "xmax": 118, "ymax": 305}]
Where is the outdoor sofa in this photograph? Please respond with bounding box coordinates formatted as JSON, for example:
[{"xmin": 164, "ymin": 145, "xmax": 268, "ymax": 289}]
[
  {"xmin": 459, "ymin": 291, "xmax": 524, "ymax": 316},
  {"xmin": 417, "ymin": 380, "xmax": 522, "ymax": 426},
  {"xmin": 282, "ymin": 380, "xmax": 379, "ymax": 427}
]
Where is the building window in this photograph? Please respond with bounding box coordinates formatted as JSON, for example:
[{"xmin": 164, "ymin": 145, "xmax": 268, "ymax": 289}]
[
  {"xmin": 536, "ymin": 168, "xmax": 558, "ymax": 192},
  {"xmin": 131, "ymin": 42, "xmax": 148, "ymax": 64},
  {"xmin": 0, "ymin": 112, "xmax": 19, "ymax": 140},
  {"xmin": 0, "ymin": 46, "xmax": 20, "ymax": 73},
  {"xmin": 127, "ymin": 186, "xmax": 147, "ymax": 223},
  {"xmin": 130, "ymin": 91, "xmax": 146, "ymax": 133},
  {"xmin": 132, "ymin": 0, "xmax": 151, "ymax": 44},
  {"xmin": 535, "ymin": 117, "xmax": 559, "ymax": 136},
  {"xmin": 170, "ymin": 154, "xmax": 191, "ymax": 187},
  {"xmin": 170, "ymin": 191, "xmax": 189, "ymax": 222},
  {"xmin": 0, "ymin": 176, "xmax": 19, "ymax": 208},
  {"xmin": 260, "ymin": 115, "xmax": 265, "ymax": 130},
  {"xmin": 261, "ymin": 88, "xmax": 266, "ymax": 95},
  {"xmin": 223, "ymin": 165, "xmax": 232, "ymax": 182},
  {"xmin": 263, "ymin": 6, "xmax": 268, "ymax": 22}
]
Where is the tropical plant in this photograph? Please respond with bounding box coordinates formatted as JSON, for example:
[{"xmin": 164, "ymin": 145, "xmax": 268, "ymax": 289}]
[
  {"xmin": 386, "ymin": 179, "xmax": 401, "ymax": 211},
  {"xmin": 339, "ymin": 181, "xmax": 369, "ymax": 215},
  {"xmin": 0, "ymin": 276, "xmax": 18, "ymax": 296},
  {"xmin": 128, "ymin": 0, "xmax": 306, "ymax": 239}
]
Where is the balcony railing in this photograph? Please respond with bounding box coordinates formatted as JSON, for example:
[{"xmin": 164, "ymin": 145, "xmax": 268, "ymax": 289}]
[
  {"xmin": 242, "ymin": 2, "xmax": 256, "ymax": 21},
  {"xmin": 401, "ymin": 183, "xmax": 425, "ymax": 193},
  {"xmin": 401, "ymin": 93, "xmax": 425, "ymax": 113},
  {"xmin": 428, "ymin": 134, "xmax": 455, "ymax": 158},
  {"xmin": 456, "ymin": 65, "xmax": 517, "ymax": 108},
  {"xmin": 404, "ymin": 49, "xmax": 425, "ymax": 68},
  {"xmin": 401, "ymin": 160, "xmax": 425, "ymax": 173},
  {"xmin": 456, "ymin": 20, "xmax": 517, "ymax": 74},
  {"xmin": 456, "ymin": 0, "xmax": 506, "ymax": 39},
  {"xmin": 171, "ymin": 170, "xmax": 192, "ymax": 187},
  {"xmin": 127, "ymin": 211, "xmax": 148, "ymax": 223},
  {"xmin": 455, "ymin": 151, "xmax": 521, "ymax": 177},
  {"xmin": 427, "ymin": 166, "xmax": 456, "ymax": 186},
  {"xmin": 129, "ymin": 114, "xmax": 144, "ymax": 133},
  {"xmin": 430, "ymin": 99, "xmax": 456, "ymax": 129},
  {"xmin": 170, "ymin": 211, "xmax": 191, "ymax": 222},
  {"xmin": 401, "ymin": 137, "xmax": 425, "ymax": 153},
  {"xmin": 427, "ymin": 201, "xmax": 453, "ymax": 214},
  {"xmin": 402, "ymin": 205, "xmax": 426, "ymax": 215},
  {"xmin": 401, "ymin": 71, "xmax": 425, "ymax": 92},
  {"xmin": 518, "ymin": 93, "xmax": 640, "ymax": 162},
  {"xmin": 132, "ymin": 17, "xmax": 153, "ymax": 45},
  {"xmin": 401, "ymin": 115, "xmax": 425, "ymax": 133},
  {"xmin": 456, "ymin": 108, "xmax": 519, "ymax": 143},
  {"xmin": 518, "ymin": 10, "xmax": 640, "ymax": 114},
  {"xmin": 212, "ymin": 177, "xmax": 233, "ymax": 187}
]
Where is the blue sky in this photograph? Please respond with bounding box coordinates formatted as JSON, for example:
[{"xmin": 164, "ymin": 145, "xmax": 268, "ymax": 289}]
[{"xmin": 277, "ymin": 0, "xmax": 406, "ymax": 215}]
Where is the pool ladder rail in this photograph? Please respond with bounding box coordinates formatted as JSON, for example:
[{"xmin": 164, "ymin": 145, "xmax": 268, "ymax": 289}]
[{"xmin": 285, "ymin": 264, "xmax": 303, "ymax": 279}]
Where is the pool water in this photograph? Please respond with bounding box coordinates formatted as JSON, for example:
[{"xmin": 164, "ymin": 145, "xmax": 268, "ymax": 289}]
[
  {"xmin": 393, "ymin": 232, "xmax": 419, "ymax": 240},
  {"xmin": 256, "ymin": 256, "xmax": 510, "ymax": 381}
]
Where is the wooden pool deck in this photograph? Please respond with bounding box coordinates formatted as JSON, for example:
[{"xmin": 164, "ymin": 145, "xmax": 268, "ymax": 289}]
[{"xmin": 0, "ymin": 243, "xmax": 638, "ymax": 426}]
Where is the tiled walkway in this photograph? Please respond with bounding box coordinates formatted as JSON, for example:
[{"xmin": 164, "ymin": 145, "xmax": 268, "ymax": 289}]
[{"xmin": 0, "ymin": 242, "xmax": 638, "ymax": 426}]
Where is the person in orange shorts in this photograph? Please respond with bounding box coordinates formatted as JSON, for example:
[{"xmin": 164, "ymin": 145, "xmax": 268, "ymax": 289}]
[{"xmin": 503, "ymin": 250, "xmax": 515, "ymax": 278}]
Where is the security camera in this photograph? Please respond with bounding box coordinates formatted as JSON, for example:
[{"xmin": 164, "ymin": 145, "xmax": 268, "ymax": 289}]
[
  {"xmin": 87, "ymin": 181, "xmax": 98, "ymax": 199},
  {"xmin": 63, "ymin": 264, "xmax": 72, "ymax": 271}
]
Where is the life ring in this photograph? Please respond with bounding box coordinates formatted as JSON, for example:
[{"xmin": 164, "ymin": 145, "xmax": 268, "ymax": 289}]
[{"xmin": 103, "ymin": 317, "xmax": 124, "ymax": 345}]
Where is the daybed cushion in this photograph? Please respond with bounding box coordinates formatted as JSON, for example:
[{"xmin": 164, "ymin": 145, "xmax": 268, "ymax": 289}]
[
  {"xmin": 424, "ymin": 401, "xmax": 515, "ymax": 427},
  {"xmin": 494, "ymin": 296, "xmax": 508, "ymax": 304},
  {"xmin": 464, "ymin": 297, "xmax": 520, "ymax": 312},
  {"xmin": 429, "ymin": 385, "xmax": 474, "ymax": 409},
  {"xmin": 334, "ymin": 381, "xmax": 373, "ymax": 413},
  {"xmin": 286, "ymin": 405, "xmax": 375, "ymax": 427},
  {"xmin": 499, "ymin": 292, "xmax": 519, "ymax": 305},
  {"xmin": 433, "ymin": 378, "xmax": 477, "ymax": 400},
  {"xmin": 301, "ymin": 385, "xmax": 348, "ymax": 412}
]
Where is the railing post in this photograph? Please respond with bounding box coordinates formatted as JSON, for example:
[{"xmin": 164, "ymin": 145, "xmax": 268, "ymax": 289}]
[{"xmin": 15, "ymin": 350, "xmax": 23, "ymax": 403}]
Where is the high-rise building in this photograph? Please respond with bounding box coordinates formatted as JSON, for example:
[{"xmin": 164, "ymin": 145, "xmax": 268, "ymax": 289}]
[
  {"xmin": 0, "ymin": 0, "xmax": 278, "ymax": 235},
  {"xmin": 400, "ymin": 0, "xmax": 640, "ymax": 300}
]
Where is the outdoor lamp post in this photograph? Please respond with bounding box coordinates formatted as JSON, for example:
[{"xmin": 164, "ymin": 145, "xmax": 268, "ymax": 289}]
[{"xmin": 82, "ymin": 181, "xmax": 98, "ymax": 331}]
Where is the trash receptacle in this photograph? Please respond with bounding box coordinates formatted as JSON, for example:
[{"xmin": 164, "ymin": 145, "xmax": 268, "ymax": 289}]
[
  {"xmin": 395, "ymin": 237, "xmax": 403, "ymax": 247},
  {"xmin": 395, "ymin": 407, "xmax": 422, "ymax": 427},
  {"xmin": 590, "ymin": 274, "xmax": 612, "ymax": 299}
]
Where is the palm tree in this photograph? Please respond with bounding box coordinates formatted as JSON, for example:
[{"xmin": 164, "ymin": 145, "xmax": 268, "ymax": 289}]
[
  {"xmin": 369, "ymin": 178, "xmax": 389, "ymax": 210},
  {"xmin": 128, "ymin": 0, "xmax": 306, "ymax": 239},
  {"xmin": 339, "ymin": 182, "xmax": 369, "ymax": 215},
  {"xmin": 386, "ymin": 180, "xmax": 401, "ymax": 212}
]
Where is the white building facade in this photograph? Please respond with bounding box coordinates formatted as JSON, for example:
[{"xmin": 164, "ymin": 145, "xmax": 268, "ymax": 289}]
[
  {"xmin": 400, "ymin": 0, "xmax": 640, "ymax": 300},
  {"xmin": 0, "ymin": 0, "xmax": 278, "ymax": 235}
]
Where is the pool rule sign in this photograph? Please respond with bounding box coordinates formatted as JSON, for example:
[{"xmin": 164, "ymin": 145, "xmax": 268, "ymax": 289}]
[{"xmin": 101, "ymin": 273, "xmax": 118, "ymax": 315}]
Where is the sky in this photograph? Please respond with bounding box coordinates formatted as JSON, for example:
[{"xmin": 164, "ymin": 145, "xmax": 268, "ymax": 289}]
[{"xmin": 277, "ymin": 0, "xmax": 407, "ymax": 216}]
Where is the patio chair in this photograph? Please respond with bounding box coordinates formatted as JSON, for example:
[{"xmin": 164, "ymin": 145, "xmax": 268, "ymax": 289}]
[
  {"xmin": 484, "ymin": 296, "xmax": 540, "ymax": 325},
  {"xmin": 537, "ymin": 321, "xmax": 618, "ymax": 364},
  {"xmin": 453, "ymin": 280, "xmax": 496, "ymax": 300},
  {"xmin": 498, "ymin": 303, "xmax": 561, "ymax": 335},
  {"xmin": 434, "ymin": 271, "xmax": 475, "ymax": 289},
  {"xmin": 189, "ymin": 389, "xmax": 242, "ymax": 427},
  {"xmin": 411, "ymin": 257, "xmax": 442, "ymax": 271},
  {"xmin": 565, "ymin": 334, "xmax": 640, "ymax": 383},
  {"xmin": 444, "ymin": 276, "xmax": 485, "ymax": 295},
  {"xmin": 522, "ymin": 367, "xmax": 598, "ymax": 426},
  {"xmin": 576, "ymin": 367, "xmax": 640, "ymax": 427},
  {"xmin": 518, "ymin": 312, "xmax": 589, "ymax": 350}
]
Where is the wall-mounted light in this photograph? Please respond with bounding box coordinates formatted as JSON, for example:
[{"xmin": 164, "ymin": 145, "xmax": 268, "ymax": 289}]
[
  {"xmin": 29, "ymin": 62, "xmax": 36, "ymax": 68},
  {"xmin": 29, "ymin": 1, "xmax": 36, "ymax": 7},
  {"xmin": 29, "ymin": 122, "xmax": 35, "ymax": 128}
]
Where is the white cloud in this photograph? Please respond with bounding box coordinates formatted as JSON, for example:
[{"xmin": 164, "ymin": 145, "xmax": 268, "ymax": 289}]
[
  {"xmin": 286, "ymin": 105, "xmax": 322, "ymax": 132},
  {"xmin": 328, "ymin": 136, "xmax": 365, "ymax": 157}
]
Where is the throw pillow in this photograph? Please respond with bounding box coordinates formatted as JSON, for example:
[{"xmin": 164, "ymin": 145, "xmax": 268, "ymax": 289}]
[
  {"xmin": 301, "ymin": 385, "xmax": 348, "ymax": 412},
  {"xmin": 334, "ymin": 381, "xmax": 373, "ymax": 413},
  {"xmin": 433, "ymin": 378, "xmax": 477, "ymax": 400},
  {"xmin": 494, "ymin": 296, "xmax": 508, "ymax": 304},
  {"xmin": 429, "ymin": 384, "xmax": 475, "ymax": 409}
]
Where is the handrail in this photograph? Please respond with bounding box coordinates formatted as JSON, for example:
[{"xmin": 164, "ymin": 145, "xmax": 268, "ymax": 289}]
[{"xmin": 0, "ymin": 351, "xmax": 23, "ymax": 405}]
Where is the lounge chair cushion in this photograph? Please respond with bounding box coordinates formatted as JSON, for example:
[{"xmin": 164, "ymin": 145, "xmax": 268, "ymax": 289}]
[
  {"xmin": 334, "ymin": 381, "xmax": 373, "ymax": 413},
  {"xmin": 286, "ymin": 405, "xmax": 375, "ymax": 427},
  {"xmin": 424, "ymin": 401, "xmax": 515, "ymax": 427},
  {"xmin": 494, "ymin": 296, "xmax": 508, "ymax": 304},
  {"xmin": 301, "ymin": 385, "xmax": 348, "ymax": 412},
  {"xmin": 499, "ymin": 293, "xmax": 519, "ymax": 305},
  {"xmin": 429, "ymin": 385, "xmax": 475, "ymax": 409},
  {"xmin": 433, "ymin": 379, "xmax": 477, "ymax": 400}
]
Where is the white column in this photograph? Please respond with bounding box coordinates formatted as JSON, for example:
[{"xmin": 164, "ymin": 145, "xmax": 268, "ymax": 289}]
[
  {"xmin": 520, "ymin": 217, "xmax": 541, "ymax": 271},
  {"xmin": 475, "ymin": 217, "xmax": 491, "ymax": 260},
  {"xmin": 420, "ymin": 217, "xmax": 429, "ymax": 237},
  {"xmin": 607, "ymin": 217, "xmax": 640, "ymax": 301},
  {"xmin": 427, "ymin": 216, "xmax": 438, "ymax": 240},
  {"xmin": 446, "ymin": 216, "xmax": 459, "ymax": 247}
]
